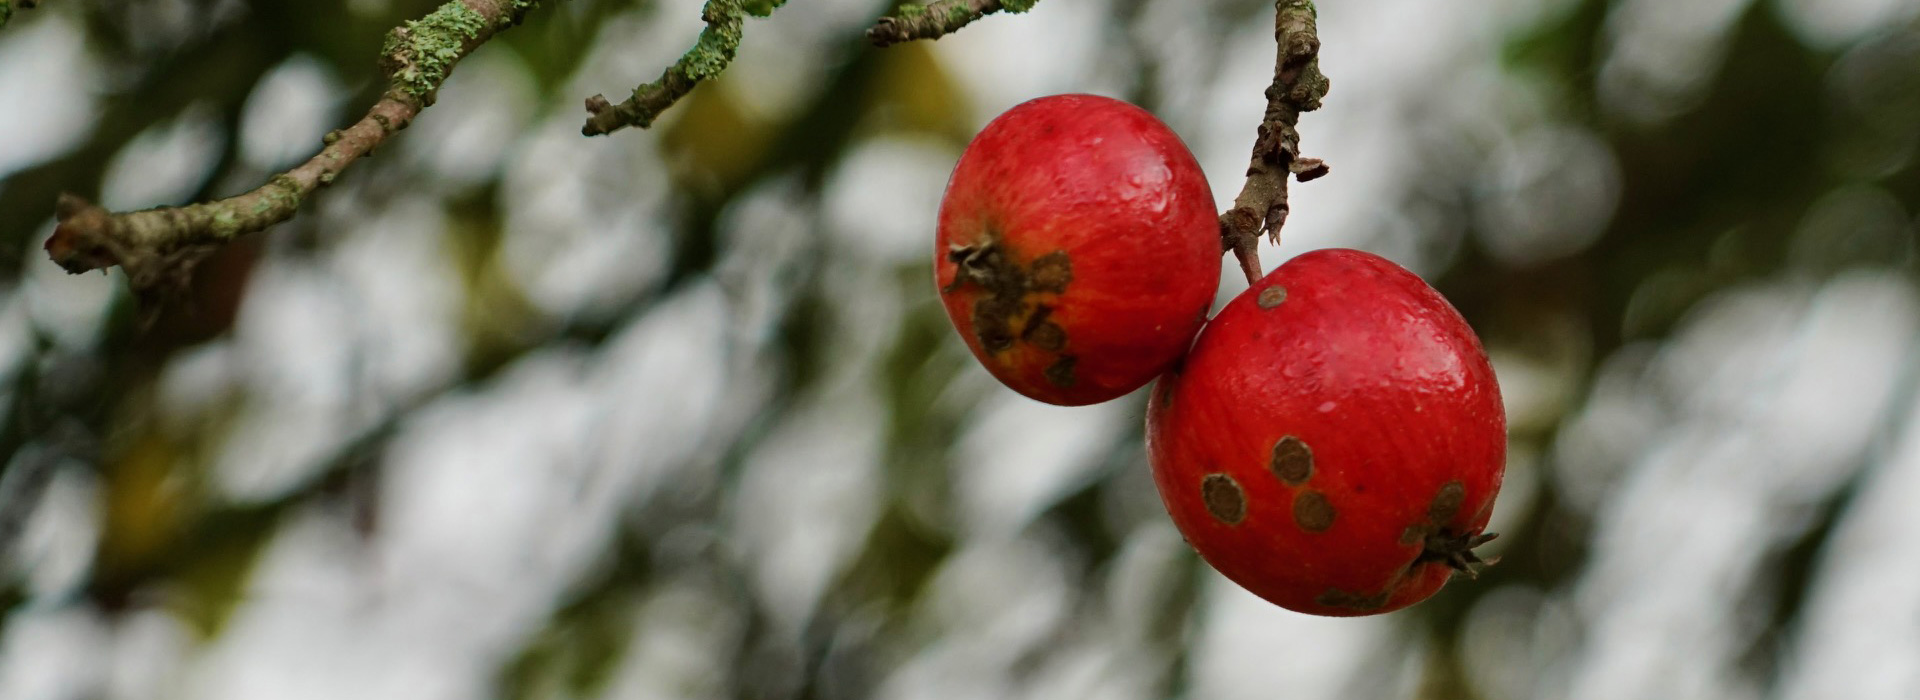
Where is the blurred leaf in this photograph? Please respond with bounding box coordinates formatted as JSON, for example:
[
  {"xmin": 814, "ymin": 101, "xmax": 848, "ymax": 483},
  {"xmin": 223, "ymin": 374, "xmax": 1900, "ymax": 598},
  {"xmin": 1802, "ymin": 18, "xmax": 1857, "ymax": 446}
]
[
  {"xmin": 662, "ymin": 81, "xmax": 777, "ymax": 196},
  {"xmin": 829, "ymin": 505, "xmax": 953, "ymax": 618},
  {"xmin": 445, "ymin": 197, "xmax": 547, "ymax": 374},
  {"xmin": 167, "ymin": 506, "xmax": 276, "ymax": 638},
  {"xmin": 501, "ymin": 528, "xmax": 652, "ymax": 700},
  {"xmin": 859, "ymin": 40, "xmax": 973, "ymax": 143},
  {"xmin": 94, "ymin": 431, "xmax": 195, "ymax": 596}
]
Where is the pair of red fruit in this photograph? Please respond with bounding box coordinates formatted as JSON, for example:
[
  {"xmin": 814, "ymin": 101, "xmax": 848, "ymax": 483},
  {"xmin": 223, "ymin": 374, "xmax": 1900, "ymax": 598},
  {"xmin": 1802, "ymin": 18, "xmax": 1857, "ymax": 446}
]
[{"xmin": 934, "ymin": 95, "xmax": 1506, "ymax": 616}]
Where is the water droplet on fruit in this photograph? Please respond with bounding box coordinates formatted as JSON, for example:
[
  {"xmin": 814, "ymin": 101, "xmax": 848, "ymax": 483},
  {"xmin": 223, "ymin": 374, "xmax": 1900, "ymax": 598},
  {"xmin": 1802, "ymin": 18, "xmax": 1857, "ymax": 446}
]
[{"xmin": 1316, "ymin": 401, "xmax": 1336, "ymax": 413}]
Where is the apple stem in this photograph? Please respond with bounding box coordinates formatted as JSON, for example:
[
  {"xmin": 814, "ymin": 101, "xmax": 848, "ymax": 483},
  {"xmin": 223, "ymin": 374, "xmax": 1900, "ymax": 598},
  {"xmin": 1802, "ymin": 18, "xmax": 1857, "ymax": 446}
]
[{"xmin": 1217, "ymin": 0, "xmax": 1333, "ymax": 286}]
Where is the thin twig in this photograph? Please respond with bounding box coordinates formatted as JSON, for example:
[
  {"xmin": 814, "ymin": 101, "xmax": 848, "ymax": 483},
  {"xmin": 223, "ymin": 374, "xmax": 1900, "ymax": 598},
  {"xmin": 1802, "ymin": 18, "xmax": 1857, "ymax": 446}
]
[
  {"xmin": 866, "ymin": 0, "xmax": 1039, "ymax": 47},
  {"xmin": 42, "ymin": 0, "xmax": 552, "ymax": 302},
  {"xmin": 1219, "ymin": 0, "xmax": 1331, "ymax": 285},
  {"xmin": 581, "ymin": 0, "xmax": 788, "ymax": 137}
]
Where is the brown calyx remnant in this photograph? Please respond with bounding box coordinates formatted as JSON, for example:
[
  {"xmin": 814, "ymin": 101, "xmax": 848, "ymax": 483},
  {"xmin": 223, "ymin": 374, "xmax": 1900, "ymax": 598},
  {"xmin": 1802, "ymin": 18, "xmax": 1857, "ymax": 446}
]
[
  {"xmin": 945, "ymin": 240, "xmax": 1077, "ymax": 386},
  {"xmin": 1291, "ymin": 489, "xmax": 1335, "ymax": 532},
  {"xmin": 1257, "ymin": 286, "xmax": 1288, "ymax": 309},
  {"xmin": 1269, "ymin": 435, "xmax": 1312, "ymax": 484},
  {"xmin": 1201, "ymin": 473, "xmax": 1246, "ymax": 525},
  {"xmin": 1316, "ymin": 587, "xmax": 1389, "ymax": 611},
  {"xmin": 1403, "ymin": 480, "xmax": 1499, "ymax": 577},
  {"xmin": 1418, "ymin": 530, "xmax": 1499, "ymax": 578}
]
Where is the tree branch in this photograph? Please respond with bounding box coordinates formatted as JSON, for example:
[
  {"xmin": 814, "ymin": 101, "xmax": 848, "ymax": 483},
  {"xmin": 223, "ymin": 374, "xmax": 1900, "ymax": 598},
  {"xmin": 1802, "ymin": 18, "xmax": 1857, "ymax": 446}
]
[
  {"xmin": 866, "ymin": 0, "xmax": 1039, "ymax": 47},
  {"xmin": 42, "ymin": 0, "xmax": 551, "ymax": 301},
  {"xmin": 1219, "ymin": 0, "xmax": 1330, "ymax": 285},
  {"xmin": 580, "ymin": 0, "xmax": 787, "ymax": 137}
]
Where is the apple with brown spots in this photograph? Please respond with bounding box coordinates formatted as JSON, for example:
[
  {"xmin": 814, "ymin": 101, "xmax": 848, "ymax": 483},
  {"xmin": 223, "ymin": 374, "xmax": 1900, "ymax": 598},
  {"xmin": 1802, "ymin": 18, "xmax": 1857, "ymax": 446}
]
[
  {"xmin": 936, "ymin": 94, "xmax": 1220, "ymax": 406},
  {"xmin": 1147, "ymin": 249, "xmax": 1506, "ymax": 616}
]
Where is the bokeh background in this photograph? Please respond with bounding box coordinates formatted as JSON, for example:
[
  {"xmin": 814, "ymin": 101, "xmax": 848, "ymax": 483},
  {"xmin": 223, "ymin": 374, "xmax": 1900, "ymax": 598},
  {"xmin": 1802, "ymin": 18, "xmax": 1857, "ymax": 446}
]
[{"xmin": 2, "ymin": 0, "xmax": 1919, "ymax": 698}]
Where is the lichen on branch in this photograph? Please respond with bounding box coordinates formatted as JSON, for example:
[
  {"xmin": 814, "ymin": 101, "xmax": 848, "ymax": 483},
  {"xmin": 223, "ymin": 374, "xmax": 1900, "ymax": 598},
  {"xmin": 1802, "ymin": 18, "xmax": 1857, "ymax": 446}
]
[
  {"xmin": 867, "ymin": 0, "xmax": 1038, "ymax": 47},
  {"xmin": 1220, "ymin": 0, "xmax": 1331, "ymax": 285},
  {"xmin": 580, "ymin": 0, "xmax": 788, "ymax": 137},
  {"xmin": 43, "ymin": 0, "xmax": 552, "ymax": 302}
]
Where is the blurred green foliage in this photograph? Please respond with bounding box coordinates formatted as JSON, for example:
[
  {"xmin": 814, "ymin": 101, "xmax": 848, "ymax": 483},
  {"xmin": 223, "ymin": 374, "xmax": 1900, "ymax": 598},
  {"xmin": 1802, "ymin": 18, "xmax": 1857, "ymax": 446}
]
[{"xmin": 0, "ymin": 0, "xmax": 1917, "ymax": 698}]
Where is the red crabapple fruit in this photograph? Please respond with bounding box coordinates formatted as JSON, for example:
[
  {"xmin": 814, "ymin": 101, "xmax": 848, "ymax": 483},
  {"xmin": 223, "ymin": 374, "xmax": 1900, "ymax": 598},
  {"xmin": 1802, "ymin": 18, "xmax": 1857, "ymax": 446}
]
[
  {"xmin": 936, "ymin": 94, "xmax": 1220, "ymax": 406},
  {"xmin": 1147, "ymin": 248, "xmax": 1506, "ymax": 616}
]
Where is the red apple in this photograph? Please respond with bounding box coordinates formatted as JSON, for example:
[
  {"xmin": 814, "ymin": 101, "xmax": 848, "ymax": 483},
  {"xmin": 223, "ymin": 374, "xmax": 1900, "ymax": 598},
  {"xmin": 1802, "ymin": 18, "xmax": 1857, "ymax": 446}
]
[
  {"xmin": 936, "ymin": 94, "xmax": 1220, "ymax": 406},
  {"xmin": 1147, "ymin": 249, "xmax": 1505, "ymax": 616}
]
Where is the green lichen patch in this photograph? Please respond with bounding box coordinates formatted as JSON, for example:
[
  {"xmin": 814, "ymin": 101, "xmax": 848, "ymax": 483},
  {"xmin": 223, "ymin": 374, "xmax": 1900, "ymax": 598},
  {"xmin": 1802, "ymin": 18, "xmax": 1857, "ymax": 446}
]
[
  {"xmin": 743, "ymin": 0, "xmax": 786, "ymax": 17},
  {"xmin": 382, "ymin": 1, "xmax": 496, "ymax": 101}
]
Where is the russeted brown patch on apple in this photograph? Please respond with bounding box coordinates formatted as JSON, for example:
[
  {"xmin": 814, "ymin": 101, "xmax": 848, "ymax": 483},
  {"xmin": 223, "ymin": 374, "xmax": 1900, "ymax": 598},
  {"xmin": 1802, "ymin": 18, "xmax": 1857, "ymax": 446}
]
[{"xmin": 1201, "ymin": 473, "xmax": 1246, "ymax": 525}]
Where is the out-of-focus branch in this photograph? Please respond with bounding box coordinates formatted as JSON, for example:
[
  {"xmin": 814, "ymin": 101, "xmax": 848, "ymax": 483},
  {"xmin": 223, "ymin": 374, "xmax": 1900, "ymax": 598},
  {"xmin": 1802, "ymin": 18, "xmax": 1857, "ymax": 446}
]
[
  {"xmin": 43, "ymin": 0, "xmax": 550, "ymax": 300},
  {"xmin": 867, "ymin": 0, "xmax": 1039, "ymax": 47},
  {"xmin": 581, "ymin": 0, "xmax": 787, "ymax": 137},
  {"xmin": 0, "ymin": 0, "xmax": 36, "ymax": 29},
  {"xmin": 1220, "ymin": 0, "xmax": 1330, "ymax": 285}
]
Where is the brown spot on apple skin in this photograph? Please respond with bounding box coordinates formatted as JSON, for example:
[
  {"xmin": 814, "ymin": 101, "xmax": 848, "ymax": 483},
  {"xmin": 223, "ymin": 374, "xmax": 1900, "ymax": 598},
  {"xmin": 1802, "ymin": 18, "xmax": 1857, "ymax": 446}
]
[
  {"xmin": 1427, "ymin": 481, "xmax": 1466, "ymax": 523},
  {"xmin": 1202, "ymin": 473, "xmax": 1246, "ymax": 525},
  {"xmin": 1270, "ymin": 436, "xmax": 1313, "ymax": 485},
  {"xmin": 947, "ymin": 243, "xmax": 1074, "ymax": 358},
  {"xmin": 1292, "ymin": 490, "xmax": 1335, "ymax": 532},
  {"xmin": 1044, "ymin": 355, "xmax": 1077, "ymax": 387},
  {"xmin": 1030, "ymin": 251, "xmax": 1073, "ymax": 293},
  {"xmin": 1400, "ymin": 524, "xmax": 1430, "ymax": 546},
  {"xmin": 1026, "ymin": 322, "xmax": 1066, "ymax": 351},
  {"xmin": 1257, "ymin": 286, "xmax": 1287, "ymax": 309},
  {"xmin": 972, "ymin": 297, "xmax": 1018, "ymax": 352},
  {"xmin": 1402, "ymin": 481, "xmax": 1468, "ymax": 546},
  {"xmin": 1020, "ymin": 305, "xmax": 1067, "ymax": 351}
]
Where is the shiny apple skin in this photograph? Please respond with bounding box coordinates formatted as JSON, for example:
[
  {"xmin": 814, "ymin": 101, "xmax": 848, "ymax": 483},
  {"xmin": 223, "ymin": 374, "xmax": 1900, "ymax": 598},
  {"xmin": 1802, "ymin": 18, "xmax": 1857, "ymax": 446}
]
[
  {"xmin": 936, "ymin": 94, "xmax": 1220, "ymax": 406},
  {"xmin": 1147, "ymin": 248, "xmax": 1506, "ymax": 616}
]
